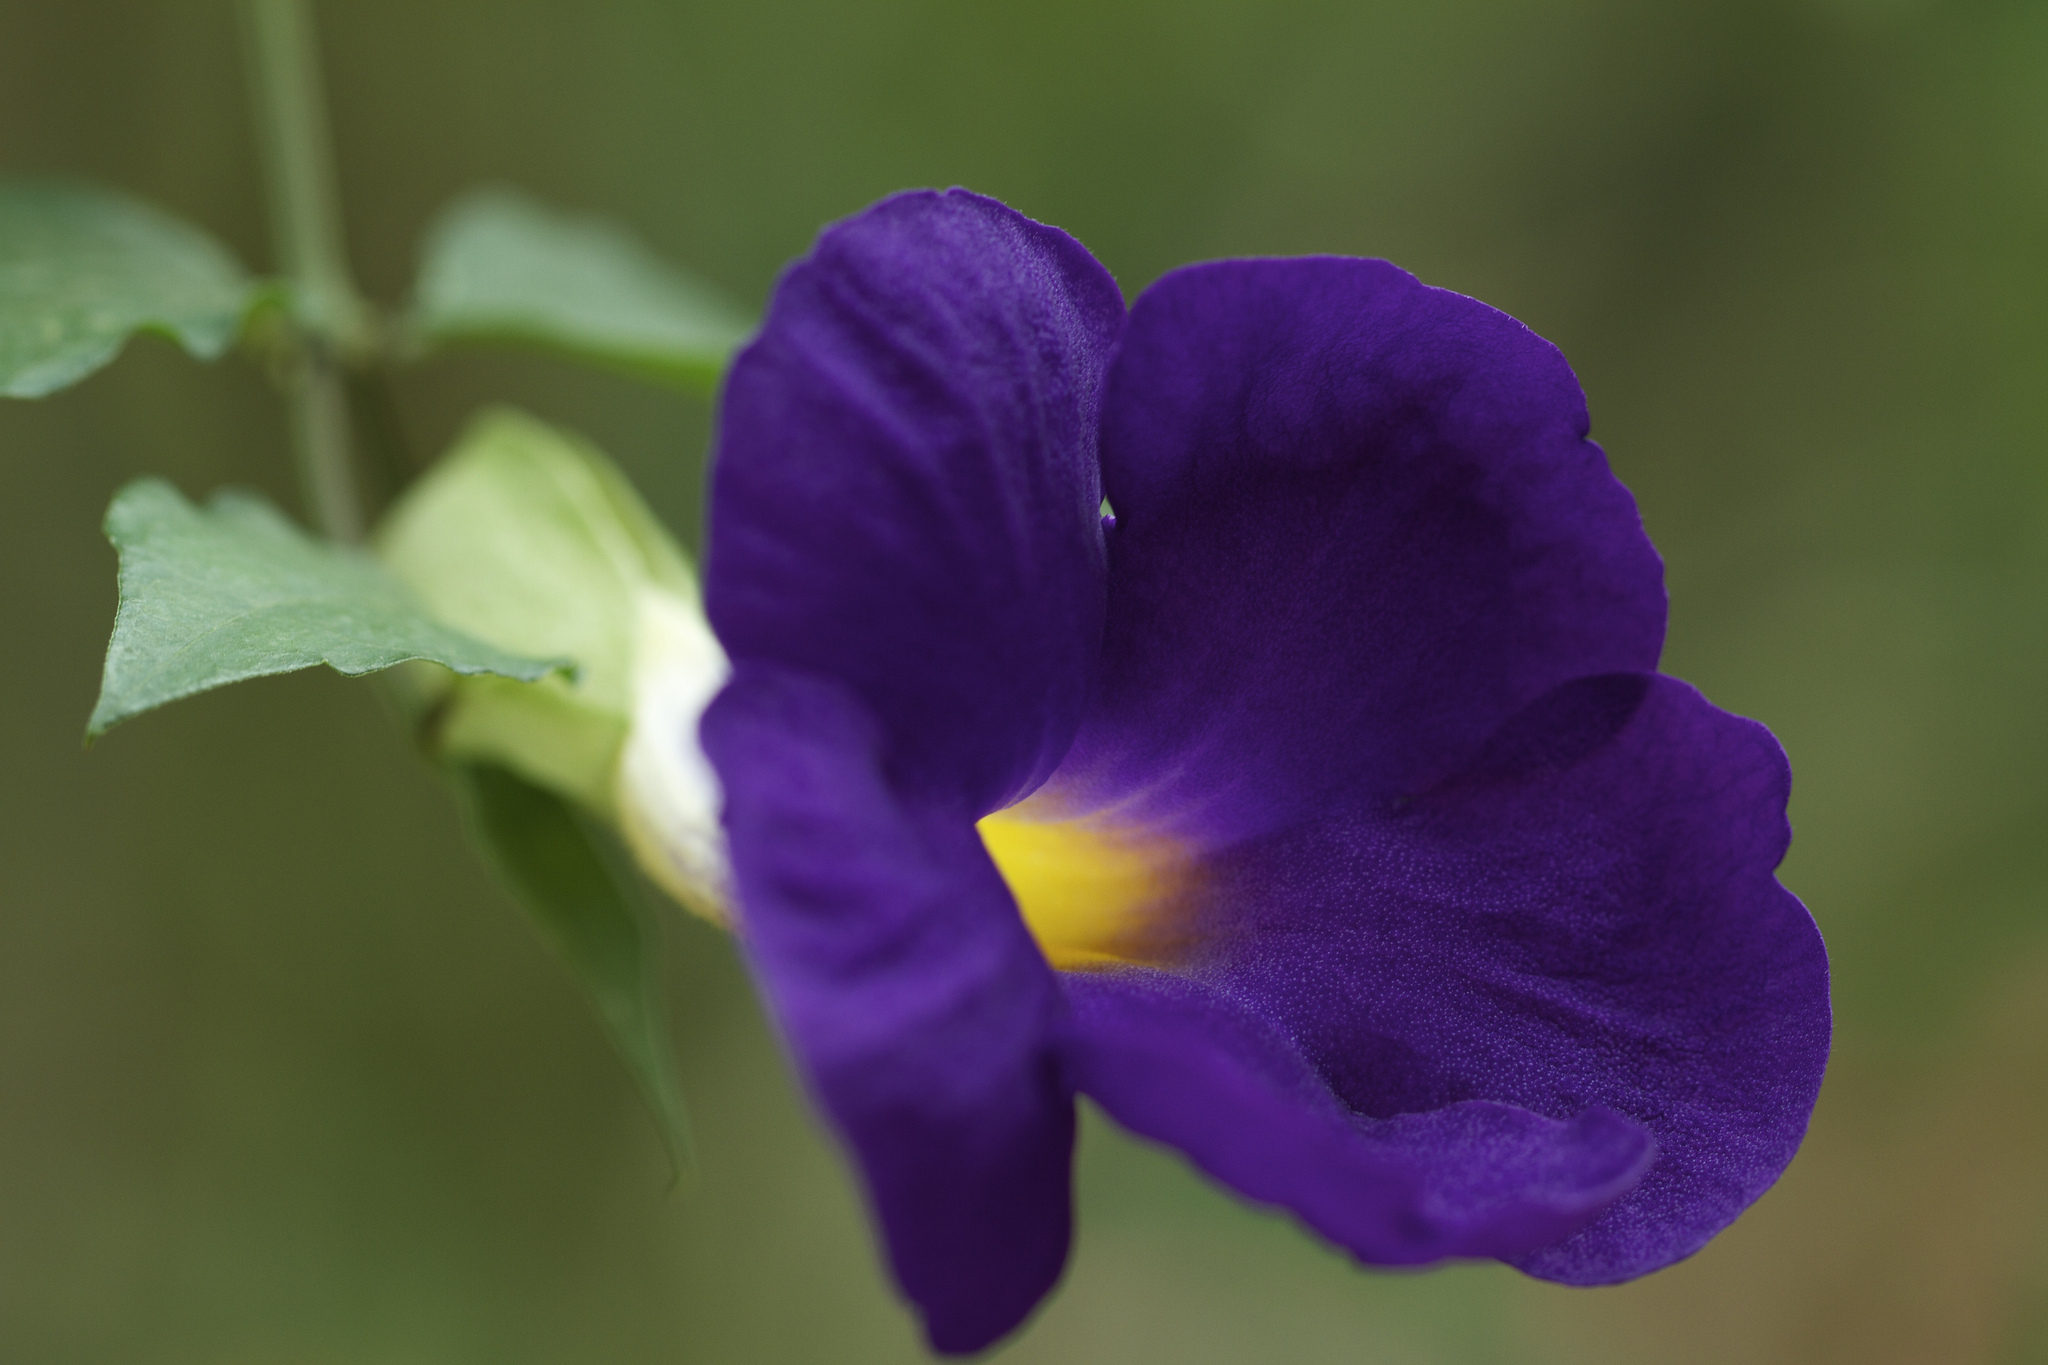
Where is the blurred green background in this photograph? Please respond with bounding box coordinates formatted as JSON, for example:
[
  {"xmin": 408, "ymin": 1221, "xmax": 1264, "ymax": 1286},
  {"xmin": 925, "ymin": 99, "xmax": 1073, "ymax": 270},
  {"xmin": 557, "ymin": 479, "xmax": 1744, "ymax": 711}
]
[{"xmin": 4, "ymin": 0, "xmax": 2046, "ymax": 1360}]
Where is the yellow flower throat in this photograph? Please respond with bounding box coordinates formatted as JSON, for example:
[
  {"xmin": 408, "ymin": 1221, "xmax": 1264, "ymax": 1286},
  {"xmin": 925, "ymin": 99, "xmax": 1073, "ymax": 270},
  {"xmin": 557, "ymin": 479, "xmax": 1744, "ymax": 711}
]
[{"xmin": 976, "ymin": 811, "xmax": 1193, "ymax": 970}]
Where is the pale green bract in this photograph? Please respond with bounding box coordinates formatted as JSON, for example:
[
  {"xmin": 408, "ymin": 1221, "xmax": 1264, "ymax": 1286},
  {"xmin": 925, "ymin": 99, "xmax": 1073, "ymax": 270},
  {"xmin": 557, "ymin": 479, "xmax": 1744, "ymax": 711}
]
[
  {"xmin": 378, "ymin": 408, "xmax": 732, "ymax": 1174},
  {"xmin": 378, "ymin": 409, "xmax": 730, "ymax": 918},
  {"xmin": 376, "ymin": 406, "xmax": 695, "ymax": 815},
  {"xmin": 88, "ymin": 479, "xmax": 562, "ymax": 739},
  {"xmin": 409, "ymin": 188, "xmax": 753, "ymax": 392},
  {"xmin": 380, "ymin": 405, "xmax": 733, "ymax": 912},
  {"xmin": 1, "ymin": 180, "xmax": 259, "ymax": 398}
]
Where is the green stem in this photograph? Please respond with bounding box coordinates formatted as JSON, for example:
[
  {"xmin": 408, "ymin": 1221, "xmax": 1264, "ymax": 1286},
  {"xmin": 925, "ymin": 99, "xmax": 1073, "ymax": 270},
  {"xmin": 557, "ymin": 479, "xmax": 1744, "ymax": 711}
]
[
  {"xmin": 286, "ymin": 358, "xmax": 362, "ymax": 541},
  {"xmin": 239, "ymin": 0, "xmax": 367, "ymax": 542}
]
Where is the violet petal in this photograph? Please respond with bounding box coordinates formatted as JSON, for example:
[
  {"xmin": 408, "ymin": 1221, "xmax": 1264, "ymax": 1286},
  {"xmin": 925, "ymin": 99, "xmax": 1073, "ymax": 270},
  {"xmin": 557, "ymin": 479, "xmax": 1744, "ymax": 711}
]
[
  {"xmin": 1041, "ymin": 257, "xmax": 1666, "ymax": 841},
  {"xmin": 1064, "ymin": 967, "xmax": 1657, "ymax": 1261},
  {"xmin": 709, "ymin": 188, "xmax": 1124, "ymax": 815},
  {"xmin": 1067, "ymin": 673, "xmax": 1829, "ymax": 1281},
  {"xmin": 703, "ymin": 664, "xmax": 1073, "ymax": 1353}
]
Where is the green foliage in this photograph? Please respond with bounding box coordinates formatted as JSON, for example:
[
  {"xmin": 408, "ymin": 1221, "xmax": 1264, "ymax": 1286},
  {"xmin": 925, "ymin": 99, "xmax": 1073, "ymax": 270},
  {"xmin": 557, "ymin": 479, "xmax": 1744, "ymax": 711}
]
[
  {"xmin": 408, "ymin": 188, "xmax": 752, "ymax": 392},
  {"xmin": 88, "ymin": 436, "xmax": 701, "ymax": 1177},
  {"xmin": 449, "ymin": 762, "xmax": 691, "ymax": 1178},
  {"xmin": 0, "ymin": 179, "xmax": 258, "ymax": 398},
  {"xmin": 376, "ymin": 407, "xmax": 697, "ymax": 814},
  {"xmin": 89, "ymin": 478, "xmax": 562, "ymax": 739}
]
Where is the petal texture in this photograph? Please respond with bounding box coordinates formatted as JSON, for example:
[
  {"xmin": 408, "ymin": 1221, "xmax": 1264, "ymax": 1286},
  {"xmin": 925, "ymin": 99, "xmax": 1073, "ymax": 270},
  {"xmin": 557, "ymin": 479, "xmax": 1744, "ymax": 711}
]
[
  {"xmin": 1063, "ymin": 968, "xmax": 1656, "ymax": 1261},
  {"xmin": 703, "ymin": 196, "xmax": 1823, "ymax": 1347},
  {"xmin": 1041, "ymin": 258, "xmax": 1665, "ymax": 842},
  {"xmin": 708, "ymin": 188, "xmax": 1124, "ymax": 816},
  {"xmin": 703, "ymin": 190, "xmax": 1128, "ymax": 1353},
  {"xmin": 1068, "ymin": 674, "xmax": 1829, "ymax": 1280},
  {"xmin": 703, "ymin": 665, "xmax": 1071, "ymax": 1353}
]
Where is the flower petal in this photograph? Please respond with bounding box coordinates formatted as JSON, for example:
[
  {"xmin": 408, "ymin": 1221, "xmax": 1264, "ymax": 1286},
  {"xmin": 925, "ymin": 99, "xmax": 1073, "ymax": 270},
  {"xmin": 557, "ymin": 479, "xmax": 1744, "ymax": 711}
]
[
  {"xmin": 701, "ymin": 664, "xmax": 1072, "ymax": 1354},
  {"xmin": 1040, "ymin": 257, "xmax": 1665, "ymax": 841},
  {"xmin": 707, "ymin": 188, "xmax": 1124, "ymax": 817},
  {"xmin": 1063, "ymin": 968, "xmax": 1656, "ymax": 1261},
  {"xmin": 1067, "ymin": 674, "xmax": 1828, "ymax": 1280}
]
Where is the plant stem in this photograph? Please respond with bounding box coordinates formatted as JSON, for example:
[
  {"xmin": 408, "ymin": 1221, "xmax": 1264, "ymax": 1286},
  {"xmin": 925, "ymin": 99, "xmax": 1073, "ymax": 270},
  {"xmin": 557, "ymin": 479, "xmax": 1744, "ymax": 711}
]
[{"xmin": 239, "ymin": 0, "xmax": 367, "ymax": 542}]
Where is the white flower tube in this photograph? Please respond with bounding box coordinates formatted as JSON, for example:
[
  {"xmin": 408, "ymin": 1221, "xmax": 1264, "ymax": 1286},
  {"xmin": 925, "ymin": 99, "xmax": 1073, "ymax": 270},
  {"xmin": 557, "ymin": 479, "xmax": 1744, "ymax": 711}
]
[{"xmin": 616, "ymin": 585, "xmax": 731, "ymax": 924}]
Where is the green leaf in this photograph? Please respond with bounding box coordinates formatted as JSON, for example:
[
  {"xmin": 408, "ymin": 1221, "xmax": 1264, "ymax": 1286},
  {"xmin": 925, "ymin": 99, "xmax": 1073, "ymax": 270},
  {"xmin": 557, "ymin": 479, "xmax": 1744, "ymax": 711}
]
[
  {"xmin": 1, "ymin": 179, "xmax": 258, "ymax": 398},
  {"xmin": 449, "ymin": 762, "xmax": 692, "ymax": 1178},
  {"xmin": 89, "ymin": 478, "xmax": 564, "ymax": 739},
  {"xmin": 409, "ymin": 188, "xmax": 752, "ymax": 393},
  {"xmin": 375, "ymin": 407, "xmax": 695, "ymax": 813}
]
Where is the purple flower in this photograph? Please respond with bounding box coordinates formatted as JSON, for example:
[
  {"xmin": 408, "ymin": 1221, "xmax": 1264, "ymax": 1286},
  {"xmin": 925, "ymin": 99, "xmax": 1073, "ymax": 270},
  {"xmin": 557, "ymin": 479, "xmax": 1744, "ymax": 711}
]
[{"xmin": 699, "ymin": 189, "xmax": 1830, "ymax": 1354}]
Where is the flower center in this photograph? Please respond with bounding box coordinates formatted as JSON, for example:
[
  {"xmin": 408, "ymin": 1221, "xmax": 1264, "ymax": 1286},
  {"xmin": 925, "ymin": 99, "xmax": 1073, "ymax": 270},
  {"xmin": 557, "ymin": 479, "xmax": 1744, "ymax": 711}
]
[{"xmin": 976, "ymin": 811, "xmax": 1193, "ymax": 970}]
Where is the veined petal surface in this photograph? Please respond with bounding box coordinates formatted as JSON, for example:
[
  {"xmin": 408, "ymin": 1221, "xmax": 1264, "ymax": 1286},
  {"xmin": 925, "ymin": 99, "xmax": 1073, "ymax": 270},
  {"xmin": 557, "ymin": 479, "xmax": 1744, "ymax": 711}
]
[
  {"xmin": 703, "ymin": 667, "xmax": 1071, "ymax": 1354},
  {"xmin": 1040, "ymin": 258, "xmax": 1666, "ymax": 841},
  {"xmin": 1063, "ymin": 968, "xmax": 1656, "ymax": 1261},
  {"xmin": 704, "ymin": 190, "xmax": 1127, "ymax": 1353},
  {"xmin": 708, "ymin": 188, "xmax": 1124, "ymax": 816},
  {"xmin": 702, "ymin": 192, "xmax": 1826, "ymax": 1352},
  {"xmin": 1066, "ymin": 675, "xmax": 1828, "ymax": 1281}
]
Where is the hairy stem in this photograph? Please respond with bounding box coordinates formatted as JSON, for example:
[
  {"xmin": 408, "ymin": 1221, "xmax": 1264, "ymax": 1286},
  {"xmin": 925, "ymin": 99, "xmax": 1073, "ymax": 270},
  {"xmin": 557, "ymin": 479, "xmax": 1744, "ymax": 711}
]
[{"xmin": 239, "ymin": 0, "xmax": 367, "ymax": 542}]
